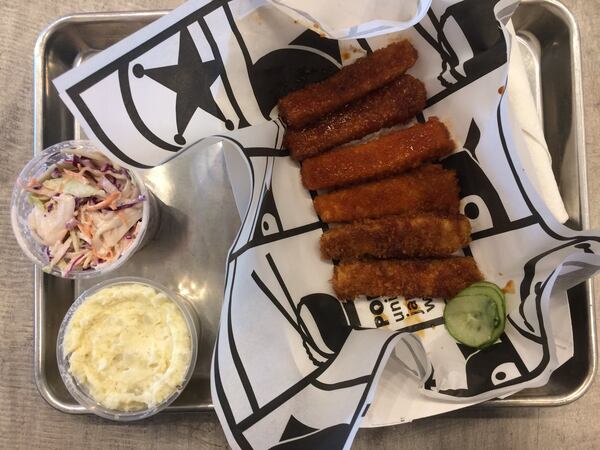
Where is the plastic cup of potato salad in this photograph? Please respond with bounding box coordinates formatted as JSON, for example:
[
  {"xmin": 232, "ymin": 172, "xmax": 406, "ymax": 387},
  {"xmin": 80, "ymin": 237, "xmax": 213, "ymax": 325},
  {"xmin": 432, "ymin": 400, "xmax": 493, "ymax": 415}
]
[
  {"xmin": 11, "ymin": 140, "xmax": 158, "ymax": 279},
  {"xmin": 56, "ymin": 277, "xmax": 199, "ymax": 421}
]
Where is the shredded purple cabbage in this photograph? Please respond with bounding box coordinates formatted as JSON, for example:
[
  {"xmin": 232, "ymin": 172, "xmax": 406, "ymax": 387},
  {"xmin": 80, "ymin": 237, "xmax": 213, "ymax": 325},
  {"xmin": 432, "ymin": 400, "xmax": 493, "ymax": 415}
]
[
  {"xmin": 74, "ymin": 197, "xmax": 87, "ymax": 209},
  {"xmin": 115, "ymin": 194, "xmax": 146, "ymax": 211},
  {"xmin": 101, "ymin": 163, "xmax": 123, "ymax": 174},
  {"xmin": 63, "ymin": 253, "xmax": 86, "ymax": 276},
  {"xmin": 65, "ymin": 218, "xmax": 79, "ymax": 231},
  {"xmin": 81, "ymin": 159, "xmax": 96, "ymax": 170},
  {"xmin": 99, "ymin": 176, "xmax": 117, "ymax": 193}
]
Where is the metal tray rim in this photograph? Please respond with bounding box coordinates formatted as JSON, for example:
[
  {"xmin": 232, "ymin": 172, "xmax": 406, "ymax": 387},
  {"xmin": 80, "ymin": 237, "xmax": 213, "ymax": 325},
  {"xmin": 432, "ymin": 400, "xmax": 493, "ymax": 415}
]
[
  {"xmin": 32, "ymin": 0, "xmax": 596, "ymax": 415},
  {"xmin": 487, "ymin": 0, "xmax": 597, "ymax": 408}
]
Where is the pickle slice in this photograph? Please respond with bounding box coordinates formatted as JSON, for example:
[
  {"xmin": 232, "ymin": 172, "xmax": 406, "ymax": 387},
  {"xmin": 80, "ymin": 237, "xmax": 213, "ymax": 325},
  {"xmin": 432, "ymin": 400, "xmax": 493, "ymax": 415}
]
[{"xmin": 444, "ymin": 282, "xmax": 506, "ymax": 349}]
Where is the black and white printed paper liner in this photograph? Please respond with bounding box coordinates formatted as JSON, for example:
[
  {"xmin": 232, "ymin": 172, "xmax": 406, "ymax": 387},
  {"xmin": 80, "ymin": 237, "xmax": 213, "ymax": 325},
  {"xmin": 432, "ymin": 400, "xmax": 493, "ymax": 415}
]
[
  {"xmin": 52, "ymin": 0, "xmax": 600, "ymax": 448},
  {"xmin": 267, "ymin": 0, "xmax": 432, "ymax": 40}
]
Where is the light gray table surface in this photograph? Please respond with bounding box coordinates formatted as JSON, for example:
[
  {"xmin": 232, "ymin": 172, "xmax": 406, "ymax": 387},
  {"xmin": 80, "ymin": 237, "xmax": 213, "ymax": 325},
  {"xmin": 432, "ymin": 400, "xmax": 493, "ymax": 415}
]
[{"xmin": 1, "ymin": 0, "xmax": 599, "ymax": 448}]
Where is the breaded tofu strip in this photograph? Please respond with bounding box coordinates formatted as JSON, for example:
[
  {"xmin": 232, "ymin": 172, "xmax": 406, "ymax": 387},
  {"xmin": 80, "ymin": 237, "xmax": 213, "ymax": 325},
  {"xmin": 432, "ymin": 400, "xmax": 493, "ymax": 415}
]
[
  {"xmin": 301, "ymin": 117, "xmax": 454, "ymax": 190},
  {"xmin": 285, "ymin": 75, "xmax": 426, "ymax": 161},
  {"xmin": 278, "ymin": 40, "xmax": 418, "ymax": 128},
  {"xmin": 313, "ymin": 165, "xmax": 460, "ymax": 223},
  {"xmin": 320, "ymin": 213, "xmax": 471, "ymax": 260},
  {"xmin": 332, "ymin": 257, "xmax": 483, "ymax": 300}
]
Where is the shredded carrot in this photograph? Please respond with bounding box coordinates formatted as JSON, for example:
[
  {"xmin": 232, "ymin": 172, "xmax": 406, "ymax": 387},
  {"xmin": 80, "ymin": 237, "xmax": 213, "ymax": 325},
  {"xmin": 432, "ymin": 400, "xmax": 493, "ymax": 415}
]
[
  {"xmin": 25, "ymin": 187, "xmax": 55, "ymax": 197},
  {"xmin": 117, "ymin": 211, "xmax": 129, "ymax": 226},
  {"xmin": 92, "ymin": 245, "xmax": 115, "ymax": 262},
  {"xmin": 91, "ymin": 246, "xmax": 102, "ymax": 259},
  {"xmin": 86, "ymin": 192, "xmax": 121, "ymax": 211},
  {"xmin": 77, "ymin": 223, "xmax": 93, "ymax": 238},
  {"xmin": 27, "ymin": 178, "xmax": 40, "ymax": 188},
  {"xmin": 80, "ymin": 210, "xmax": 90, "ymax": 226}
]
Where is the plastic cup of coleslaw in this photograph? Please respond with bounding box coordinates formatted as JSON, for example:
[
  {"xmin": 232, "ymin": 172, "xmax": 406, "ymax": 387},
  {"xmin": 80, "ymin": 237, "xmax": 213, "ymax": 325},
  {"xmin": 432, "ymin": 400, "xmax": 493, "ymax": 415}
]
[{"xmin": 11, "ymin": 140, "xmax": 158, "ymax": 279}]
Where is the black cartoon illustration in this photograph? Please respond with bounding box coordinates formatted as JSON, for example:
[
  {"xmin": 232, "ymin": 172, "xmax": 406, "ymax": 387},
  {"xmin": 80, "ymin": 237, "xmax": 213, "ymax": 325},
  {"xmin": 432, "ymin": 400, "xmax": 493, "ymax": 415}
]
[
  {"xmin": 132, "ymin": 26, "xmax": 234, "ymax": 142},
  {"xmin": 62, "ymin": 0, "xmax": 369, "ymax": 167},
  {"xmin": 251, "ymin": 186, "xmax": 284, "ymax": 241},
  {"xmin": 441, "ymin": 335, "xmax": 528, "ymax": 396},
  {"xmin": 441, "ymin": 120, "xmax": 513, "ymax": 237},
  {"xmin": 414, "ymin": 0, "xmax": 506, "ymax": 88},
  {"xmin": 123, "ymin": 17, "xmax": 331, "ymax": 161},
  {"xmin": 250, "ymin": 30, "xmax": 342, "ymax": 118},
  {"xmin": 272, "ymin": 421, "xmax": 351, "ymax": 449},
  {"xmin": 252, "ymin": 253, "xmax": 351, "ymax": 366}
]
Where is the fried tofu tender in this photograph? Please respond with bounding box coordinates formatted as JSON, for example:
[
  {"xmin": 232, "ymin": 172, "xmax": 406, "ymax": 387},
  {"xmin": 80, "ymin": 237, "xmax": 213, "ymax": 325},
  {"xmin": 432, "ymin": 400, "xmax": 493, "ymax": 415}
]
[
  {"xmin": 285, "ymin": 75, "xmax": 426, "ymax": 161},
  {"xmin": 332, "ymin": 257, "xmax": 483, "ymax": 300},
  {"xmin": 313, "ymin": 165, "xmax": 460, "ymax": 223},
  {"xmin": 301, "ymin": 117, "xmax": 455, "ymax": 190},
  {"xmin": 321, "ymin": 213, "xmax": 471, "ymax": 260},
  {"xmin": 278, "ymin": 40, "xmax": 418, "ymax": 129}
]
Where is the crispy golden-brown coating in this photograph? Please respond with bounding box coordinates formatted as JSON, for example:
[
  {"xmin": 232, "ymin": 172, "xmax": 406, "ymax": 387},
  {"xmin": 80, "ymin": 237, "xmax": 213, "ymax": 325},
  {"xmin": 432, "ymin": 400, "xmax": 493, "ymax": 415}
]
[
  {"xmin": 278, "ymin": 40, "xmax": 418, "ymax": 129},
  {"xmin": 313, "ymin": 165, "xmax": 460, "ymax": 223},
  {"xmin": 320, "ymin": 213, "xmax": 471, "ymax": 260},
  {"xmin": 332, "ymin": 257, "xmax": 483, "ymax": 300},
  {"xmin": 301, "ymin": 117, "xmax": 454, "ymax": 190},
  {"xmin": 285, "ymin": 75, "xmax": 426, "ymax": 161}
]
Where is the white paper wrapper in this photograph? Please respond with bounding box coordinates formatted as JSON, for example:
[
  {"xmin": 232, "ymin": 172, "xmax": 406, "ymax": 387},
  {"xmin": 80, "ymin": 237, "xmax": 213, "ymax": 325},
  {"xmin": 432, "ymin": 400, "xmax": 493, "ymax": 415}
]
[
  {"xmin": 53, "ymin": 0, "xmax": 600, "ymax": 448},
  {"xmin": 506, "ymin": 22, "xmax": 568, "ymax": 224},
  {"xmin": 267, "ymin": 0, "xmax": 431, "ymax": 39}
]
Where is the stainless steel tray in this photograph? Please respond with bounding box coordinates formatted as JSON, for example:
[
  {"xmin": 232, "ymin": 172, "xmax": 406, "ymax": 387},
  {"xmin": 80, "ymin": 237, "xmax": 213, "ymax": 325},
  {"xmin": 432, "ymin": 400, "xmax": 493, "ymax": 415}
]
[{"xmin": 33, "ymin": 0, "xmax": 594, "ymax": 414}]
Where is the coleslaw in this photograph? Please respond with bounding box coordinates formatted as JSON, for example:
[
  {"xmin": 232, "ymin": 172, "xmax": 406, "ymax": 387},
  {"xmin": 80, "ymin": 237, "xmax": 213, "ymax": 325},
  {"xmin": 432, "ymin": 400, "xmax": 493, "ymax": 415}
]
[{"xmin": 25, "ymin": 148, "xmax": 145, "ymax": 276}]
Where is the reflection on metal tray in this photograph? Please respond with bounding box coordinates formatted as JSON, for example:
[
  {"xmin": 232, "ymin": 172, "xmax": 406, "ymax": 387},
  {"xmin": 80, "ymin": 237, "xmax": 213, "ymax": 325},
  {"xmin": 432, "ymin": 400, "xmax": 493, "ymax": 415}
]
[{"xmin": 33, "ymin": 0, "xmax": 594, "ymax": 414}]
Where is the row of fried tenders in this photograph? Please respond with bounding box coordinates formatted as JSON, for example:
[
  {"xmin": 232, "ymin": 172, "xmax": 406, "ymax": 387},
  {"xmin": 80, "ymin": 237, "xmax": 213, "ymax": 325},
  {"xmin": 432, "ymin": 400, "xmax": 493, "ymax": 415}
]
[{"xmin": 279, "ymin": 41, "xmax": 482, "ymax": 300}]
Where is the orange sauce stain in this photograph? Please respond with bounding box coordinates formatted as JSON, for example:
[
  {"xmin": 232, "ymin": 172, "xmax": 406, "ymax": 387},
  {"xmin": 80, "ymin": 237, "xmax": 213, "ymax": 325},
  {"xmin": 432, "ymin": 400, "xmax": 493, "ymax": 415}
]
[
  {"xmin": 502, "ymin": 280, "xmax": 515, "ymax": 294},
  {"xmin": 402, "ymin": 300, "xmax": 425, "ymax": 337}
]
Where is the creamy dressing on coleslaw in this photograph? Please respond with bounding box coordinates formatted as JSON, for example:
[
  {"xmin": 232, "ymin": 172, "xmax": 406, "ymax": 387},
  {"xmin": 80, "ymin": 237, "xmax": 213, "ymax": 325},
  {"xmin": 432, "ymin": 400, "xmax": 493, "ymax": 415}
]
[{"xmin": 25, "ymin": 147, "xmax": 145, "ymax": 276}]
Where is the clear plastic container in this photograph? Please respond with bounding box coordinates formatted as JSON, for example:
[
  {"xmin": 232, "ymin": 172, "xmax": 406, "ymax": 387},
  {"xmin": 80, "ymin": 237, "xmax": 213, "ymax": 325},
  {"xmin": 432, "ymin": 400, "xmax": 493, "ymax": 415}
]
[
  {"xmin": 11, "ymin": 140, "xmax": 158, "ymax": 279},
  {"xmin": 56, "ymin": 277, "xmax": 199, "ymax": 421}
]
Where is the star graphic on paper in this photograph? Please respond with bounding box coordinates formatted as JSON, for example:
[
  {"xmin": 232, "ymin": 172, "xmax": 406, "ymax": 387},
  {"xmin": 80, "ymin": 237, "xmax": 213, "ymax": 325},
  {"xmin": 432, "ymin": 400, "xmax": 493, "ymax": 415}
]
[{"xmin": 132, "ymin": 26, "xmax": 234, "ymax": 145}]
